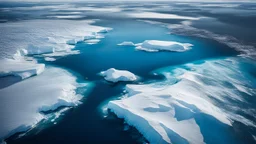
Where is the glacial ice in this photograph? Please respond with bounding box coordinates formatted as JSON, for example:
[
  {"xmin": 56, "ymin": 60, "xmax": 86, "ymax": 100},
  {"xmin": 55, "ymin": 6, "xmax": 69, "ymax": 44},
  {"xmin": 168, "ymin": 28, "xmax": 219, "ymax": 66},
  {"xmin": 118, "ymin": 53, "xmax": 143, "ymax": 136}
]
[
  {"xmin": 0, "ymin": 59, "xmax": 45, "ymax": 79},
  {"xmin": 108, "ymin": 58, "xmax": 256, "ymax": 144},
  {"xmin": 0, "ymin": 66, "xmax": 91, "ymax": 140},
  {"xmin": 100, "ymin": 68, "xmax": 137, "ymax": 83}
]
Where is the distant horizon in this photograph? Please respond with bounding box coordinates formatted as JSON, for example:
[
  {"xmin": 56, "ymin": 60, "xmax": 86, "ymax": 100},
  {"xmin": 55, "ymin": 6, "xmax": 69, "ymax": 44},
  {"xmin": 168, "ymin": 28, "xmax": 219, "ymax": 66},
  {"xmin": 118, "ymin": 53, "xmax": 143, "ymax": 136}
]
[{"xmin": 0, "ymin": 0, "xmax": 255, "ymax": 3}]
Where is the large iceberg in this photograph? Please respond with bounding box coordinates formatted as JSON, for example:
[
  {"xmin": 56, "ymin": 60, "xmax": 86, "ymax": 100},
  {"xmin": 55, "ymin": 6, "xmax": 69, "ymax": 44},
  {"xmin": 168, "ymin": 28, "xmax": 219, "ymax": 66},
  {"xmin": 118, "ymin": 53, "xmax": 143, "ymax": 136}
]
[
  {"xmin": 0, "ymin": 59, "xmax": 44, "ymax": 79},
  {"xmin": 136, "ymin": 40, "xmax": 193, "ymax": 52},
  {"xmin": 108, "ymin": 58, "xmax": 256, "ymax": 144},
  {"xmin": 0, "ymin": 66, "xmax": 92, "ymax": 140},
  {"xmin": 100, "ymin": 68, "xmax": 137, "ymax": 83}
]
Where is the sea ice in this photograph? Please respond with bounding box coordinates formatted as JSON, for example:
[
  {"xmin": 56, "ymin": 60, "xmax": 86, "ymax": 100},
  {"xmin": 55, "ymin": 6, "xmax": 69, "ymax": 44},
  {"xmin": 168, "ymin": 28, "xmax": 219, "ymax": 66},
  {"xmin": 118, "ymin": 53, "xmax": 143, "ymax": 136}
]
[
  {"xmin": 0, "ymin": 66, "xmax": 91, "ymax": 140},
  {"xmin": 100, "ymin": 68, "xmax": 137, "ymax": 83},
  {"xmin": 117, "ymin": 41, "xmax": 135, "ymax": 46},
  {"xmin": 108, "ymin": 58, "xmax": 256, "ymax": 144},
  {"xmin": 0, "ymin": 59, "xmax": 44, "ymax": 79},
  {"xmin": 136, "ymin": 40, "xmax": 192, "ymax": 52}
]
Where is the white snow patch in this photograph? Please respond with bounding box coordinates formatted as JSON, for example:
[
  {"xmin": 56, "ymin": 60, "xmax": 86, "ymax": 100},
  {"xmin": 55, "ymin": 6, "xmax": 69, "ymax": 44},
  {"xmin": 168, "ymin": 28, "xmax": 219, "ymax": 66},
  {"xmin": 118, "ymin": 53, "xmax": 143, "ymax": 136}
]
[
  {"xmin": 0, "ymin": 66, "xmax": 91, "ymax": 140},
  {"xmin": 136, "ymin": 40, "xmax": 192, "ymax": 52},
  {"xmin": 100, "ymin": 68, "xmax": 137, "ymax": 83}
]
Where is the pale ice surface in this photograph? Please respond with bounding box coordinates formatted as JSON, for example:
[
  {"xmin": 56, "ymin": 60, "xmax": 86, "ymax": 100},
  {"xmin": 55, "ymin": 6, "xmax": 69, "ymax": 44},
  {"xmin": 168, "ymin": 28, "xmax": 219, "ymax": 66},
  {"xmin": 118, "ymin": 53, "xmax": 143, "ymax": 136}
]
[
  {"xmin": 0, "ymin": 19, "xmax": 109, "ymax": 59},
  {"xmin": 127, "ymin": 12, "xmax": 201, "ymax": 20},
  {"xmin": 0, "ymin": 59, "xmax": 44, "ymax": 79},
  {"xmin": 100, "ymin": 68, "xmax": 137, "ymax": 83},
  {"xmin": 118, "ymin": 40, "xmax": 192, "ymax": 52},
  {"xmin": 117, "ymin": 41, "xmax": 135, "ymax": 46},
  {"xmin": 0, "ymin": 66, "xmax": 91, "ymax": 140},
  {"xmin": 136, "ymin": 40, "xmax": 193, "ymax": 52},
  {"xmin": 108, "ymin": 58, "xmax": 256, "ymax": 144}
]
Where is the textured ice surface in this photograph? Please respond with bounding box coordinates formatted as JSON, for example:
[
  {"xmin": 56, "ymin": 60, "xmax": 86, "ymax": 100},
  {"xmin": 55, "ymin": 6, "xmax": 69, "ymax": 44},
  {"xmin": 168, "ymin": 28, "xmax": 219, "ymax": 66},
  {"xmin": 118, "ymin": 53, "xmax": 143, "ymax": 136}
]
[
  {"xmin": 0, "ymin": 20, "xmax": 108, "ymax": 59},
  {"xmin": 0, "ymin": 59, "xmax": 44, "ymax": 79},
  {"xmin": 0, "ymin": 66, "xmax": 91, "ymax": 140},
  {"xmin": 100, "ymin": 68, "xmax": 137, "ymax": 83},
  {"xmin": 108, "ymin": 58, "xmax": 256, "ymax": 144}
]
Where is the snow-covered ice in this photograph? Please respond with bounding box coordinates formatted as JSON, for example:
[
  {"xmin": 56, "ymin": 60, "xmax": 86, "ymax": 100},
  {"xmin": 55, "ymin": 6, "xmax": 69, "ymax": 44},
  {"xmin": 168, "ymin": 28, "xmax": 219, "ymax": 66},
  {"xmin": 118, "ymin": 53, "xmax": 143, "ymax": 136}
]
[
  {"xmin": 0, "ymin": 66, "xmax": 92, "ymax": 140},
  {"xmin": 108, "ymin": 58, "xmax": 256, "ymax": 144},
  {"xmin": 100, "ymin": 68, "xmax": 137, "ymax": 83},
  {"xmin": 0, "ymin": 59, "xmax": 44, "ymax": 79},
  {"xmin": 85, "ymin": 39, "xmax": 101, "ymax": 45},
  {"xmin": 0, "ymin": 20, "xmax": 109, "ymax": 59},
  {"xmin": 127, "ymin": 12, "xmax": 200, "ymax": 20},
  {"xmin": 136, "ymin": 40, "xmax": 192, "ymax": 52}
]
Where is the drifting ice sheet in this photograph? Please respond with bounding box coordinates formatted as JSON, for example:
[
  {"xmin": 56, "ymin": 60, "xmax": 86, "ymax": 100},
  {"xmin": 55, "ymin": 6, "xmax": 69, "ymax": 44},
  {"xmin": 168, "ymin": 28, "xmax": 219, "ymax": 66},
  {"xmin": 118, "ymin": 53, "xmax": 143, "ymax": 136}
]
[
  {"xmin": 108, "ymin": 58, "xmax": 256, "ymax": 144},
  {"xmin": 0, "ymin": 66, "xmax": 91, "ymax": 140},
  {"xmin": 100, "ymin": 68, "xmax": 137, "ymax": 83}
]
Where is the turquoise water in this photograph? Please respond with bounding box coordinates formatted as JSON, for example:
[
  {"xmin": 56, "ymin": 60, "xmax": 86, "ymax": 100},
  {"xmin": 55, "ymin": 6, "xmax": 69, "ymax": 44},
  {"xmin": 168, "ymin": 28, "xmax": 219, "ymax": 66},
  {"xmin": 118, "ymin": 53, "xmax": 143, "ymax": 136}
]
[{"xmin": 8, "ymin": 19, "xmax": 251, "ymax": 144}]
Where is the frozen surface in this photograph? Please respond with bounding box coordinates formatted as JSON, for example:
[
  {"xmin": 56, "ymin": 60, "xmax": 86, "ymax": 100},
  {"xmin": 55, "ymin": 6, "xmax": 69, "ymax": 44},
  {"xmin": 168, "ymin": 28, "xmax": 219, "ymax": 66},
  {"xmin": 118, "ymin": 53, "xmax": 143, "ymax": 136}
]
[
  {"xmin": 0, "ymin": 59, "xmax": 44, "ymax": 79},
  {"xmin": 136, "ymin": 40, "xmax": 193, "ymax": 52},
  {"xmin": 0, "ymin": 66, "xmax": 91, "ymax": 140},
  {"xmin": 127, "ymin": 12, "xmax": 200, "ymax": 20},
  {"xmin": 117, "ymin": 41, "xmax": 135, "ymax": 46},
  {"xmin": 0, "ymin": 20, "xmax": 109, "ymax": 59},
  {"xmin": 108, "ymin": 58, "xmax": 256, "ymax": 144},
  {"xmin": 100, "ymin": 68, "xmax": 137, "ymax": 83}
]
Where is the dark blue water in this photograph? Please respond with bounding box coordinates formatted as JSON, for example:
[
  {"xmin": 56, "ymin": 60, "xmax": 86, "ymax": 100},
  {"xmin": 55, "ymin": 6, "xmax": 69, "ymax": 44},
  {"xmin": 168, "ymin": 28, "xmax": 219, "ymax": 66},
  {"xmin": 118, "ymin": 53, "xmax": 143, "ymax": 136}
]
[{"xmin": 7, "ymin": 19, "xmax": 241, "ymax": 144}]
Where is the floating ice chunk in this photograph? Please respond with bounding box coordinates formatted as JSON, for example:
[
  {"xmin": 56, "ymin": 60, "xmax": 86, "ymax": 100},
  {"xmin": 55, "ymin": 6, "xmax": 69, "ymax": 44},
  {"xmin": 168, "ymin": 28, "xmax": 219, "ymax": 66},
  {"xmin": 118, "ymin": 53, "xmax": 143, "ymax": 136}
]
[
  {"xmin": 98, "ymin": 28, "xmax": 112, "ymax": 33},
  {"xmin": 0, "ymin": 66, "xmax": 91, "ymax": 140},
  {"xmin": 128, "ymin": 12, "xmax": 200, "ymax": 20},
  {"xmin": 85, "ymin": 39, "xmax": 100, "ymax": 45},
  {"xmin": 44, "ymin": 57, "xmax": 56, "ymax": 62},
  {"xmin": 136, "ymin": 40, "xmax": 192, "ymax": 52},
  {"xmin": 100, "ymin": 68, "xmax": 137, "ymax": 83},
  {"xmin": 117, "ymin": 41, "xmax": 135, "ymax": 46},
  {"xmin": 0, "ymin": 59, "xmax": 45, "ymax": 79}
]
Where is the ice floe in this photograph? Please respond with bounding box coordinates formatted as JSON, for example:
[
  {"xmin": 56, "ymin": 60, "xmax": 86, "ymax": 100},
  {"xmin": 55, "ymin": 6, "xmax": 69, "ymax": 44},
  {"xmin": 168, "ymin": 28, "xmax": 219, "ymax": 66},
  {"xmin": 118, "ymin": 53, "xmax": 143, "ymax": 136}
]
[
  {"xmin": 127, "ymin": 12, "xmax": 201, "ymax": 20},
  {"xmin": 136, "ymin": 40, "xmax": 193, "ymax": 52},
  {"xmin": 100, "ymin": 68, "xmax": 137, "ymax": 83},
  {"xmin": 117, "ymin": 41, "xmax": 135, "ymax": 46},
  {"xmin": 0, "ymin": 66, "xmax": 92, "ymax": 140},
  {"xmin": 108, "ymin": 57, "xmax": 256, "ymax": 144},
  {"xmin": 0, "ymin": 59, "xmax": 44, "ymax": 79},
  {"xmin": 118, "ymin": 40, "xmax": 192, "ymax": 52}
]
